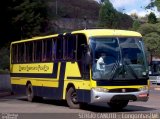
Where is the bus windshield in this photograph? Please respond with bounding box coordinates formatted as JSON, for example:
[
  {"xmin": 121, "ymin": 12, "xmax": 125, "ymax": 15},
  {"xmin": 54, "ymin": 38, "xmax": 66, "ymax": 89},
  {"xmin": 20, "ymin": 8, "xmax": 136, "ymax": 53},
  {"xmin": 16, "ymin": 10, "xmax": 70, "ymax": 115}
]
[{"xmin": 90, "ymin": 37, "xmax": 148, "ymax": 80}]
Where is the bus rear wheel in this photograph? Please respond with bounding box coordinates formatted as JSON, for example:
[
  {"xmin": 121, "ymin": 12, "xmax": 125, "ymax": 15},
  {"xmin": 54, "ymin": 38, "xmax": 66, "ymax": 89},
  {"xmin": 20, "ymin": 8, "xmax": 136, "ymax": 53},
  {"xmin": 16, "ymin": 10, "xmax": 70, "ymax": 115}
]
[
  {"xmin": 108, "ymin": 100, "xmax": 128, "ymax": 110},
  {"xmin": 26, "ymin": 83, "xmax": 34, "ymax": 102},
  {"xmin": 66, "ymin": 87, "xmax": 80, "ymax": 109}
]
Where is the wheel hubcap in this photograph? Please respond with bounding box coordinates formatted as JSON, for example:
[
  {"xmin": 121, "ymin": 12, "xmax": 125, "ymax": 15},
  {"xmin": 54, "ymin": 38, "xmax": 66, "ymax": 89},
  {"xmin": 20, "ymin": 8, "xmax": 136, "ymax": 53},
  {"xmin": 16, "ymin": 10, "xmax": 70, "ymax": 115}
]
[{"xmin": 71, "ymin": 92, "xmax": 78, "ymax": 104}]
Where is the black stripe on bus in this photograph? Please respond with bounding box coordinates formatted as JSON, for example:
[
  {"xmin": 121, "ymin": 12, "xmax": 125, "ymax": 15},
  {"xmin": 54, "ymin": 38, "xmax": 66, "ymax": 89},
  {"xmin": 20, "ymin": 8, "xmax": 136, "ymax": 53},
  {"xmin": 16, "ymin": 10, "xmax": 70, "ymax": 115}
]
[
  {"xmin": 12, "ymin": 84, "xmax": 57, "ymax": 99},
  {"xmin": 67, "ymin": 77, "xmax": 82, "ymax": 79},
  {"xmin": 56, "ymin": 62, "xmax": 66, "ymax": 99},
  {"xmin": 10, "ymin": 73, "xmax": 56, "ymax": 78},
  {"xmin": 52, "ymin": 62, "xmax": 58, "ymax": 78}
]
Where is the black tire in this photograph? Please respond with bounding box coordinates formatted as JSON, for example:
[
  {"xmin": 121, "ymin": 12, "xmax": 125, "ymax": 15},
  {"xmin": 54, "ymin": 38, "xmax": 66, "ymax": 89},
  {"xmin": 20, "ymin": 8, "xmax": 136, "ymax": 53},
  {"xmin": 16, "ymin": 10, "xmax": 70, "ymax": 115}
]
[
  {"xmin": 108, "ymin": 100, "xmax": 128, "ymax": 110},
  {"xmin": 66, "ymin": 87, "xmax": 80, "ymax": 109},
  {"xmin": 26, "ymin": 83, "xmax": 35, "ymax": 102}
]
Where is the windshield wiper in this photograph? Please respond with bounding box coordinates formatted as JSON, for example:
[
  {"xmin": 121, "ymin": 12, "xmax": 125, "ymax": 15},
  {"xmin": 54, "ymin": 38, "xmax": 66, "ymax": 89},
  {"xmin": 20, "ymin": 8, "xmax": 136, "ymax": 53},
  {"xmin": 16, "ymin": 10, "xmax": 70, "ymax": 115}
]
[
  {"xmin": 110, "ymin": 61, "xmax": 122, "ymax": 80},
  {"xmin": 124, "ymin": 60, "xmax": 138, "ymax": 79},
  {"xmin": 110, "ymin": 60, "xmax": 139, "ymax": 80}
]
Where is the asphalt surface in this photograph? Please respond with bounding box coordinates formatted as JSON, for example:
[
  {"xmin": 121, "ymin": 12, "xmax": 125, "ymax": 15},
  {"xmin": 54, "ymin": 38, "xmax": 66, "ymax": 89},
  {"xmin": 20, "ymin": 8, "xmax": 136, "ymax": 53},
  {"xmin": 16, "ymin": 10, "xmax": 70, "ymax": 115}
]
[{"xmin": 0, "ymin": 84, "xmax": 160, "ymax": 119}]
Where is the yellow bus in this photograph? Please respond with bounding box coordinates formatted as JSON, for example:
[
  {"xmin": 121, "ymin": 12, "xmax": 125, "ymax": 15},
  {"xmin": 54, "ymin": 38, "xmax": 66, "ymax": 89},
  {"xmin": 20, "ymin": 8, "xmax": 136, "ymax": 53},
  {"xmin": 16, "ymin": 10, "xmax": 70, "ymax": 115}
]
[{"xmin": 10, "ymin": 29, "xmax": 149, "ymax": 109}]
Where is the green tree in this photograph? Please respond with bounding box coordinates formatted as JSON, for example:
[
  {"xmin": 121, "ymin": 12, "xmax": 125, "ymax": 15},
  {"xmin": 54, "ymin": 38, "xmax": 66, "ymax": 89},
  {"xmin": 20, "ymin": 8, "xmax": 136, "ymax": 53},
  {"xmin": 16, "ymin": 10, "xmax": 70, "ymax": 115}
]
[
  {"xmin": 0, "ymin": 0, "xmax": 50, "ymax": 46},
  {"xmin": 144, "ymin": 32, "xmax": 160, "ymax": 61},
  {"xmin": 138, "ymin": 23, "xmax": 160, "ymax": 62},
  {"xmin": 0, "ymin": 0, "xmax": 14, "ymax": 47},
  {"xmin": 117, "ymin": 13, "xmax": 133, "ymax": 29},
  {"xmin": 11, "ymin": 0, "xmax": 49, "ymax": 39},
  {"xmin": 0, "ymin": 47, "xmax": 10, "ymax": 70},
  {"xmin": 146, "ymin": 0, "xmax": 160, "ymax": 11},
  {"xmin": 98, "ymin": 0, "xmax": 119, "ymax": 28},
  {"xmin": 138, "ymin": 23, "xmax": 157, "ymax": 35},
  {"xmin": 155, "ymin": 23, "xmax": 160, "ymax": 33},
  {"xmin": 155, "ymin": 0, "xmax": 160, "ymax": 10},
  {"xmin": 148, "ymin": 12, "xmax": 157, "ymax": 24},
  {"xmin": 98, "ymin": 0, "xmax": 133, "ymax": 29},
  {"xmin": 132, "ymin": 20, "xmax": 141, "ymax": 30}
]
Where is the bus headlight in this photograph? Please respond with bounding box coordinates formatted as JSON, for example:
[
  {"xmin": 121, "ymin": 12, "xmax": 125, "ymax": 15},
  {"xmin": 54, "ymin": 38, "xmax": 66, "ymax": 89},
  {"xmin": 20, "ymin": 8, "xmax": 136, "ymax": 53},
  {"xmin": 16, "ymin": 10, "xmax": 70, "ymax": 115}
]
[
  {"xmin": 139, "ymin": 86, "xmax": 148, "ymax": 91},
  {"xmin": 92, "ymin": 87, "xmax": 109, "ymax": 92}
]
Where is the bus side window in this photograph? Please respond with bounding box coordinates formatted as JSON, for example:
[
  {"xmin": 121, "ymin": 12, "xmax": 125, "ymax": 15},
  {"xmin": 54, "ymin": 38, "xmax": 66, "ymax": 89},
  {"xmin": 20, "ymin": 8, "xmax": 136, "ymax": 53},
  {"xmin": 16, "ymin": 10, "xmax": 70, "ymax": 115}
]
[
  {"xmin": 42, "ymin": 40, "xmax": 45, "ymax": 61},
  {"xmin": 43, "ymin": 39, "xmax": 53, "ymax": 62},
  {"xmin": 70, "ymin": 34, "xmax": 80, "ymax": 61},
  {"xmin": 77, "ymin": 34, "xmax": 87, "ymax": 60},
  {"xmin": 18, "ymin": 43, "xmax": 25, "ymax": 63},
  {"xmin": 52, "ymin": 38, "xmax": 56, "ymax": 60},
  {"xmin": 47, "ymin": 39, "xmax": 53, "ymax": 61},
  {"xmin": 65, "ymin": 34, "xmax": 76, "ymax": 61},
  {"xmin": 56, "ymin": 36, "xmax": 63, "ymax": 60},
  {"xmin": 34, "ymin": 40, "xmax": 42, "ymax": 62},
  {"xmin": 12, "ymin": 44, "xmax": 18, "ymax": 63},
  {"xmin": 26, "ymin": 42, "xmax": 34, "ymax": 62}
]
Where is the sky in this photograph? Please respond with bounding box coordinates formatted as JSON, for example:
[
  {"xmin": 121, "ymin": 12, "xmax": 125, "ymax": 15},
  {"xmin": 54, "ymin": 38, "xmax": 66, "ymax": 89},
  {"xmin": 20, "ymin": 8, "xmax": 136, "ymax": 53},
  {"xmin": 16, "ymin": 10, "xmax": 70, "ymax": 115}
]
[{"xmin": 96, "ymin": 0, "xmax": 160, "ymax": 17}]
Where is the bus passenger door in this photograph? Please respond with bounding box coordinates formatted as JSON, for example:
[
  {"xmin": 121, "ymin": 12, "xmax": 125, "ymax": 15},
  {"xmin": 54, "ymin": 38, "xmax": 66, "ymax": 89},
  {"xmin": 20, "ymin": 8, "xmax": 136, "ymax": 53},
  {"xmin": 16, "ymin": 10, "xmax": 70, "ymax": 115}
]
[{"xmin": 76, "ymin": 34, "xmax": 91, "ymax": 103}]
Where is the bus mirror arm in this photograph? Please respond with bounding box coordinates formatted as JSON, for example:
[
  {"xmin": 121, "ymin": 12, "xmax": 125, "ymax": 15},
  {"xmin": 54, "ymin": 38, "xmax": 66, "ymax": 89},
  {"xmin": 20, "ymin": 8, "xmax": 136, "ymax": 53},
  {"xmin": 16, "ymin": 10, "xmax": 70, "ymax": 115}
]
[
  {"xmin": 81, "ymin": 44, "xmax": 88, "ymax": 51},
  {"xmin": 81, "ymin": 44, "xmax": 92, "ymax": 65}
]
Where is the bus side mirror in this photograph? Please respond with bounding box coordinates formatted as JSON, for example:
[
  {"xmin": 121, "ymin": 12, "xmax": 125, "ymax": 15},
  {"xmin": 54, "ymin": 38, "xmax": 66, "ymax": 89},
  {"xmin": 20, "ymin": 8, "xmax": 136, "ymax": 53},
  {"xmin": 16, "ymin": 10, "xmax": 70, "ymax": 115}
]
[
  {"xmin": 85, "ymin": 51, "xmax": 92, "ymax": 65},
  {"xmin": 81, "ymin": 44, "xmax": 92, "ymax": 65}
]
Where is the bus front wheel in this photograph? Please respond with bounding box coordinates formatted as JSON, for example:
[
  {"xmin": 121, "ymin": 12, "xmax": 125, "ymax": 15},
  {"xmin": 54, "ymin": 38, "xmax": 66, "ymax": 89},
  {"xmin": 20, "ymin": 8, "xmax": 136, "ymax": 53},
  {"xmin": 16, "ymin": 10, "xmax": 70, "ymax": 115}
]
[
  {"xmin": 66, "ymin": 87, "xmax": 80, "ymax": 109},
  {"xmin": 26, "ymin": 83, "xmax": 34, "ymax": 102},
  {"xmin": 108, "ymin": 100, "xmax": 128, "ymax": 110}
]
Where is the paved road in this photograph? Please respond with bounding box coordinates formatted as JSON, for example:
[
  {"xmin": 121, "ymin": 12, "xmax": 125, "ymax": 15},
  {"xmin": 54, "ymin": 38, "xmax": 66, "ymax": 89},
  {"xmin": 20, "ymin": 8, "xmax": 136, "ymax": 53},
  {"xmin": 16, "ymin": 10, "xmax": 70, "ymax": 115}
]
[{"xmin": 0, "ymin": 85, "xmax": 160, "ymax": 119}]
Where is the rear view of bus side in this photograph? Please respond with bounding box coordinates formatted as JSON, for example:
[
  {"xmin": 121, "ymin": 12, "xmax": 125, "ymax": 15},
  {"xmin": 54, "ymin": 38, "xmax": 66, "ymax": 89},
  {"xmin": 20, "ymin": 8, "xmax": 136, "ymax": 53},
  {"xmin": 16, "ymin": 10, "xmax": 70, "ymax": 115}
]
[{"xmin": 10, "ymin": 29, "xmax": 149, "ymax": 110}]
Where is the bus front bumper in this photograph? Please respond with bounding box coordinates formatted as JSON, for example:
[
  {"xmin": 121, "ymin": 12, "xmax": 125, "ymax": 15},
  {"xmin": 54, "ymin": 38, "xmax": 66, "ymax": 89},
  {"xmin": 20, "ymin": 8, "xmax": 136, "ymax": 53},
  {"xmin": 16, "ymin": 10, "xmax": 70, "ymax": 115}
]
[{"xmin": 90, "ymin": 89, "xmax": 149, "ymax": 104}]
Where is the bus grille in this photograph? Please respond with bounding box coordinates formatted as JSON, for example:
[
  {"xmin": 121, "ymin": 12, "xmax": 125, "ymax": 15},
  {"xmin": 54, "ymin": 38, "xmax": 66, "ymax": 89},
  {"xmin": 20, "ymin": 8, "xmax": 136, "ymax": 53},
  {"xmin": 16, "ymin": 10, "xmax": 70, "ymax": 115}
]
[
  {"xmin": 109, "ymin": 88, "xmax": 139, "ymax": 93},
  {"xmin": 111, "ymin": 95, "xmax": 137, "ymax": 101}
]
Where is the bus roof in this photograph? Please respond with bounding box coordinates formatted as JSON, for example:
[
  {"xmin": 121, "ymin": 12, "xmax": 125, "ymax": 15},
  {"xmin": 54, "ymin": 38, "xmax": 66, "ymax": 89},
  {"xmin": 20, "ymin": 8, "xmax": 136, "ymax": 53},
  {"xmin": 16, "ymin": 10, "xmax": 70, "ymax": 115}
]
[
  {"xmin": 11, "ymin": 29, "xmax": 142, "ymax": 44},
  {"xmin": 11, "ymin": 34, "xmax": 58, "ymax": 44},
  {"xmin": 72, "ymin": 29, "xmax": 142, "ymax": 38}
]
